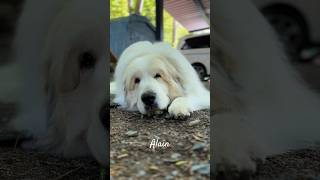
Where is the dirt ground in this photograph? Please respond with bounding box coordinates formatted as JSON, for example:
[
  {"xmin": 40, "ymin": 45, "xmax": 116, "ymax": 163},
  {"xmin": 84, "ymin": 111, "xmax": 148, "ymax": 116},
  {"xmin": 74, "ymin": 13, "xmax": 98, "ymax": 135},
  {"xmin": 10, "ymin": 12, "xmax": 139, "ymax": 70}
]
[
  {"xmin": 110, "ymin": 106, "xmax": 320, "ymax": 180},
  {"xmin": 0, "ymin": 103, "xmax": 104, "ymax": 180},
  {"xmin": 110, "ymin": 108, "xmax": 210, "ymax": 179},
  {"xmin": 0, "ymin": 146, "xmax": 102, "ymax": 180}
]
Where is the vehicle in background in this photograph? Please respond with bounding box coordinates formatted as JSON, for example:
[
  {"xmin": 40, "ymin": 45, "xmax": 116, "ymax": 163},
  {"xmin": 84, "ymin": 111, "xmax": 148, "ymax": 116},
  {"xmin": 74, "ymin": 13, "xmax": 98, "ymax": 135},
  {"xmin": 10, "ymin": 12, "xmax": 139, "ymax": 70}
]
[
  {"xmin": 252, "ymin": 0, "xmax": 320, "ymax": 61},
  {"xmin": 177, "ymin": 33, "xmax": 210, "ymax": 80}
]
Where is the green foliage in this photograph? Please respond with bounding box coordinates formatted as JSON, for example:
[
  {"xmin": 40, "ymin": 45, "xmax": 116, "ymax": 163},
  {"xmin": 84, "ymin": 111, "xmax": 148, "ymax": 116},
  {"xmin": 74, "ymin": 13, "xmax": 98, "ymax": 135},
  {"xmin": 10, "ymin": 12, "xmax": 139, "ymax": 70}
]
[
  {"xmin": 110, "ymin": 0, "xmax": 129, "ymax": 19},
  {"xmin": 110, "ymin": 0, "xmax": 189, "ymax": 47}
]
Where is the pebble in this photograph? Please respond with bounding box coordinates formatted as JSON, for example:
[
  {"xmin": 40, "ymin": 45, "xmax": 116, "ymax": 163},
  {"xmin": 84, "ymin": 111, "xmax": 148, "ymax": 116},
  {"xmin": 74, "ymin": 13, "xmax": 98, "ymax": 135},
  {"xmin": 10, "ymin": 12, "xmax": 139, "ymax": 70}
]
[
  {"xmin": 188, "ymin": 119, "xmax": 201, "ymax": 126},
  {"xmin": 170, "ymin": 153, "xmax": 181, "ymax": 161},
  {"xmin": 192, "ymin": 143, "xmax": 207, "ymax": 151},
  {"xmin": 149, "ymin": 165, "xmax": 159, "ymax": 173},
  {"xmin": 116, "ymin": 153, "xmax": 128, "ymax": 159},
  {"xmin": 171, "ymin": 170, "xmax": 179, "ymax": 176},
  {"xmin": 165, "ymin": 175, "xmax": 174, "ymax": 180},
  {"xmin": 125, "ymin": 130, "xmax": 138, "ymax": 137},
  {"xmin": 191, "ymin": 164, "xmax": 210, "ymax": 175},
  {"xmin": 137, "ymin": 170, "xmax": 146, "ymax": 177}
]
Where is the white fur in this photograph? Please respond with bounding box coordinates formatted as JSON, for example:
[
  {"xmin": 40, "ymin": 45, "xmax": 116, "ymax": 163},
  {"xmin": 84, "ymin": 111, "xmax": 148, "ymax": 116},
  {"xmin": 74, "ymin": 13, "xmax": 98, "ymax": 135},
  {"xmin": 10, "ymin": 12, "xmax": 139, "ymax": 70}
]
[
  {"xmin": 214, "ymin": 0, "xmax": 320, "ymax": 172},
  {"xmin": 0, "ymin": 63, "xmax": 21, "ymax": 103},
  {"xmin": 1, "ymin": 0, "xmax": 107, "ymax": 165},
  {"xmin": 111, "ymin": 41, "xmax": 210, "ymax": 116}
]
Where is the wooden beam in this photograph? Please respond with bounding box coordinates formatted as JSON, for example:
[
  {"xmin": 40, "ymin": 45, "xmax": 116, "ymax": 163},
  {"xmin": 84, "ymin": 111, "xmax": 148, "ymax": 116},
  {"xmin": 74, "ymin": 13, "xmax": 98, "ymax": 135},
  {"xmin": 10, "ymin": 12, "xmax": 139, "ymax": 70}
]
[{"xmin": 193, "ymin": 0, "xmax": 209, "ymax": 24}]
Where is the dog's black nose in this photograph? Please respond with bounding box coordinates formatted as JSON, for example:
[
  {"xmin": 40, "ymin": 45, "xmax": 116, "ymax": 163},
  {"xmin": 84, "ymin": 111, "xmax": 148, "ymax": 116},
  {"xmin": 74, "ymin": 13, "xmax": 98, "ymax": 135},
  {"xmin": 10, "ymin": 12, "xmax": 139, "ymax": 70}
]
[{"xmin": 141, "ymin": 91, "xmax": 156, "ymax": 106}]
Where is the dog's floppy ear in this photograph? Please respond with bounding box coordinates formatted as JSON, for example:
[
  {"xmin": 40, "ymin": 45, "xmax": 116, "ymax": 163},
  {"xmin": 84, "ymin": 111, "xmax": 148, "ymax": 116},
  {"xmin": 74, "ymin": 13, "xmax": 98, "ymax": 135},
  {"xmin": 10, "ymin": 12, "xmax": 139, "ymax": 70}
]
[
  {"xmin": 60, "ymin": 61, "xmax": 80, "ymax": 92},
  {"xmin": 59, "ymin": 57, "xmax": 80, "ymax": 92}
]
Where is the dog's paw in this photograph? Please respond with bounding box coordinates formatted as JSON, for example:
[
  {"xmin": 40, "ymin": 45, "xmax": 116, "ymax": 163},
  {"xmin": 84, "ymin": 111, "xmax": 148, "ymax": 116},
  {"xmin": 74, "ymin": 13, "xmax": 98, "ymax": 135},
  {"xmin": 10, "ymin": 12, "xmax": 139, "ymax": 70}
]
[
  {"xmin": 168, "ymin": 97, "xmax": 191, "ymax": 119},
  {"xmin": 213, "ymin": 114, "xmax": 267, "ymax": 179}
]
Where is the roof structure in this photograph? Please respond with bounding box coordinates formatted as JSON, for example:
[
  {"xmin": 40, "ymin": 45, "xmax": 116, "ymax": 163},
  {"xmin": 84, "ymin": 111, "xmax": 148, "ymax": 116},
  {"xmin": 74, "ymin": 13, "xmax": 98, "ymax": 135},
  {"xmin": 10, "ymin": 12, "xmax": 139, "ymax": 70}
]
[{"xmin": 164, "ymin": 0, "xmax": 210, "ymax": 32}]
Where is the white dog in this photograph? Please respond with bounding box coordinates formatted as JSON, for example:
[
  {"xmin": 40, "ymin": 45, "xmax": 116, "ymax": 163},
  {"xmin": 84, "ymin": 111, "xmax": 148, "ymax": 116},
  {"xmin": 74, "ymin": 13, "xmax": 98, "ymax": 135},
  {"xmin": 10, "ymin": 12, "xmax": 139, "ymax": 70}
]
[
  {"xmin": 0, "ymin": 0, "xmax": 107, "ymax": 166},
  {"xmin": 214, "ymin": 0, "xmax": 320, "ymax": 178},
  {"xmin": 111, "ymin": 41, "xmax": 210, "ymax": 117}
]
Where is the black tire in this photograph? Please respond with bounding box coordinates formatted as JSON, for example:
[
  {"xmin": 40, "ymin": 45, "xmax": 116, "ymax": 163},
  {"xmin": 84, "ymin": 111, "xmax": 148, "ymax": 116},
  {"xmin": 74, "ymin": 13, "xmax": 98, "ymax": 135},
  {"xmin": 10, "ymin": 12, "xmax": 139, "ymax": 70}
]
[
  {"xmin": 192, "ymin": 63, "xmax": 207, "ymax": 80},
  {"xmin": 262, "ymin": 5, "xmax": 309, "ymax": 59}
]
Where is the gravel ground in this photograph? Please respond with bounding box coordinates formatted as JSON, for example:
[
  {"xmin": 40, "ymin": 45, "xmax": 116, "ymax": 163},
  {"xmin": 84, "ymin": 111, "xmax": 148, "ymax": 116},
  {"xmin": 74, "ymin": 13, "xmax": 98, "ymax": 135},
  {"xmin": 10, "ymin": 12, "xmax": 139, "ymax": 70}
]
[
  {"xmin": 0, "ymin": 103, "xmax": 103, "ymax": 180},
  {"xmin": 254, "ymin": 148, "xmax": 320, "ymax": 180},
  {"xmin": 110, "ymin": 108, "xmax": 210, "ymax": 179},
  {"xmin": 0, "ymin": 146, "xmax": 101, "ymax": 180}
]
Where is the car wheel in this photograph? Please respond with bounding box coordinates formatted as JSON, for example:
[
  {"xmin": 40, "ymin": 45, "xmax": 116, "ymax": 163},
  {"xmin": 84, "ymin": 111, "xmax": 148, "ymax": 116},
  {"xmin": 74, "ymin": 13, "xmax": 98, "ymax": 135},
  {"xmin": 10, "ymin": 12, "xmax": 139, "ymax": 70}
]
[
  {"xmin": 192, "ymin": 63, "xmax": 207, "ymax": 80},
  {"xmin": 262, "ymin": 6, "xmax": 309, "ymax": 59}
]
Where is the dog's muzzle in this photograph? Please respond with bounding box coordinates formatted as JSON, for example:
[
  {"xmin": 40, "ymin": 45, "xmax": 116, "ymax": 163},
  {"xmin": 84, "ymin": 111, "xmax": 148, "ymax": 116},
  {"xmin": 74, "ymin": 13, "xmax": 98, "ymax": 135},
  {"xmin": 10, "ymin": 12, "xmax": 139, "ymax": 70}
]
[
  {"xmin": 141, "ymin": 91, "xmax": 158, "ymax": 110},
  {"xmin": 99, "ymin": 102, "xmax": 108, "ymax": 130}
]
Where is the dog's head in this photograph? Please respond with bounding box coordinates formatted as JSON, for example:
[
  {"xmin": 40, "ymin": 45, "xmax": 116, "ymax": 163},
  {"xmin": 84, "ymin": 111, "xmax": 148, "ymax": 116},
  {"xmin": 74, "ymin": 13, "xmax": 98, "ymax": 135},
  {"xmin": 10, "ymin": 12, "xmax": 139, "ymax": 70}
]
[
  {"xmin": 114, "ymin": 42, "xmax": 185, "ymax": 114},
  {"xmin": 124, "ymin": 54, "xmax": 184, "ymax": 114},
  {"xmin": 41, "ymin": 0, "xmax": 107, "ymax": 165}
]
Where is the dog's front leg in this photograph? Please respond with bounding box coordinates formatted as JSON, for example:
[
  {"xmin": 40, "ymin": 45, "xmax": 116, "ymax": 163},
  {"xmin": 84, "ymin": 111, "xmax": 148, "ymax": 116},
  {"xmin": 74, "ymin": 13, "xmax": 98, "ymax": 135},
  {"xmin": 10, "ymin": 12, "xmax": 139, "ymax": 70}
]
[
  {"xmin": 213, "ymin": 113, "xmax": 267, "ymax": 179},
  {"xmin": 168, "ymin": 89, "xmax": 210, "ymax": 119},
  {"xmin": 168, "ymin": 96, "xmax": 191, "ymax": 118}
]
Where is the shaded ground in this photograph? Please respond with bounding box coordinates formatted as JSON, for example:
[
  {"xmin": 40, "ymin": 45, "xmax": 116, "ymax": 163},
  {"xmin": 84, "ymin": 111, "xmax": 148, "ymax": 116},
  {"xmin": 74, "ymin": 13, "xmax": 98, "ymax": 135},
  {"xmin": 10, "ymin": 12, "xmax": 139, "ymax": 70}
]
[
  {"xmin": 254, "ymin": 148, "xmax": 320, "ymax": 180},
  {"xmin": 0, "ymin": 103, "xmax": 103, "ymax": 180},
  {"xmin": 0, "ymin": 146, "xmax": 101, "ymax": 180},
  {"xmin": 110, "ymin": 108, "xmax": 210, "ymax": 179}
]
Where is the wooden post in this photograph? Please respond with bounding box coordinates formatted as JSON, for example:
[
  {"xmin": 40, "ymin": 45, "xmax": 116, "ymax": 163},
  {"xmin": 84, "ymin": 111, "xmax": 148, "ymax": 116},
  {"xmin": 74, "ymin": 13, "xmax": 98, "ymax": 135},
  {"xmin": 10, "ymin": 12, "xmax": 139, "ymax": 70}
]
[
  {"xmin": 172, "ymin": 20, "xmax": 176, "ymax": 45},
  {"xmin": 128, "ymin": 0, "xmax": 133, "ymax": 14},
  {"xmin": 135, "ymin": 0, "xmax": 144, "ymax": 15}
]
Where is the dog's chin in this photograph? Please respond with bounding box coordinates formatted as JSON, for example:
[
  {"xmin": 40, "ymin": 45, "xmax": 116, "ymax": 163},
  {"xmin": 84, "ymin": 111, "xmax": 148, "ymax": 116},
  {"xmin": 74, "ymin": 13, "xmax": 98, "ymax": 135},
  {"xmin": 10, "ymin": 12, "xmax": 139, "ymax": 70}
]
[
  {"xmin": 139, "ymin": 103, "xmax": 169, "ymax": 116},
  {"xmin": 138, "ymin": 105, "xmax": 158, "ymax": 115},
  {"xmin": 136, "ymin": 97, "xmax": 170, "ymax": 115}
]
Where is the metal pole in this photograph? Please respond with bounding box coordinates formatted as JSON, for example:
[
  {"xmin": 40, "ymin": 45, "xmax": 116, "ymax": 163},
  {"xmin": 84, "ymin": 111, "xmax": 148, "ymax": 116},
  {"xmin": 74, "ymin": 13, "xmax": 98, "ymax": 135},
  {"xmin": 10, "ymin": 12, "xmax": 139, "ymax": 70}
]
[{"xmin": 155, "ymin": 0, "xmax": 163, "ymax": 41}]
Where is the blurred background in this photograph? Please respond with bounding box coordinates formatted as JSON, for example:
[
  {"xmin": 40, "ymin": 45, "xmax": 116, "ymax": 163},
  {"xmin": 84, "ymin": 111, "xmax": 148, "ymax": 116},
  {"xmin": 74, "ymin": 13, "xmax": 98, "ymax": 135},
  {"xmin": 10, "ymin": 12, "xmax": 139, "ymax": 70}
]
[
  {"xmin": 0, "ymin": 0, "xmax": 22, "ymax": 65},
  {"xmin": 110, "ymin": 0, "xmax": 210, "ymax": 82},
  {"xmin": 252, "ymin": 0, "xmax": 320, "ymax": 90}
]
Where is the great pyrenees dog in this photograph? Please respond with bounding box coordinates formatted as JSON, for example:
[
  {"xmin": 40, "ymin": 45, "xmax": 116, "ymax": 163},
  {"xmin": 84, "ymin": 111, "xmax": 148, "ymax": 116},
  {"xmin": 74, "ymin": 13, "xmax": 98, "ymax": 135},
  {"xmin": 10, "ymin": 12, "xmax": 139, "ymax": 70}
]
[
  {"xmin": 111, "ymin": 41, "xmax": 210, "ymax": 117},
  {"xmin": 214, "ymin": 0, "xmax": 320, "ymax": 178},
  {"xmin": 0, "ymin": 0, "xmax": 107, "ymax": 166}
]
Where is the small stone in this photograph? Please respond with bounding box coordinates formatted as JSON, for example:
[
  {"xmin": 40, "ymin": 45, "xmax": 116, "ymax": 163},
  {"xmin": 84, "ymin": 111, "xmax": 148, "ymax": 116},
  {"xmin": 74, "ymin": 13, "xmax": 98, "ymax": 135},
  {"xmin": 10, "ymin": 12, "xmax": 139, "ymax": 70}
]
[
  {"xmin": 149, "ymin": 165, "xmax": 159, "ymax": 173},
  {"xmin": 192, "ymin": 143, "xmax": 207, "ymax": 151},
  {"xmin": 154, "ymin": 109, "xmax": 163, "ymax": 115},
  {"xmin": 191, "ymin": 164, "xmax": 210, "ymax": 175},
  {"xmin": 165, "ymin": 175, "xmax": 174, "ymax": 180},
  {"xmin": 125, "ymin": 130, "xmax": 138, "ymax": 137},
  {"xmin": 165, "ymin": 114, "xmax": 172, "ymax": 119},
  {"xmin": 137, "ymin": 170, "xmax": 146, "ymax": 177},
  {"xmin": 116, "ymin": 153, "xmax": 128, "ymax": 159},
  {"xmin": 170, "ymin": 153, "xmax": 181, "ymax": 160},
  {"xmin": 171, "ymin": 170, "xmax": 178, "ymax": 176},
  {"xmin": 175, "ymin": 160, "xmax": 188, "ymax": 166},
  {"xmin": 188, "ymin": 119, "xmax": 201, "ymax": 126}
]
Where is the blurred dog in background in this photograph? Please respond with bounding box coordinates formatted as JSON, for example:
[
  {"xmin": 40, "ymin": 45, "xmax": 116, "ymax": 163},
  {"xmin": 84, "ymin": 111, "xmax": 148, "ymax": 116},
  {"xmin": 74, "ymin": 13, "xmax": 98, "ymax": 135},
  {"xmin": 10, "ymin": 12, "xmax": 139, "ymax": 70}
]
[
  {"xmin": 0, "ymin": 0, "xmax": 108, "ymax": 165},
  {"xmin": 213, "ymin": 0, "xmax": 320, "ymax": 178}
]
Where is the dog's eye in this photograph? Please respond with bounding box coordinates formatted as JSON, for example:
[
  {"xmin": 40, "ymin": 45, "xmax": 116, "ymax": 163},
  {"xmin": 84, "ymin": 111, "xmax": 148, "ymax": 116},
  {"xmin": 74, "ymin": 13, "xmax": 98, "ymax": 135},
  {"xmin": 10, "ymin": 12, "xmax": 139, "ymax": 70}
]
[
  {"xmin": 134, "ymin": 78, "xmax": 140, "ymax": 84},
  {"xmin": 79, "ymin": 51, "xmax": 96, "ymax": 69},
  {"xmin": 154, "ymin": 73, "xmax": 161, "ymax": 79}
]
